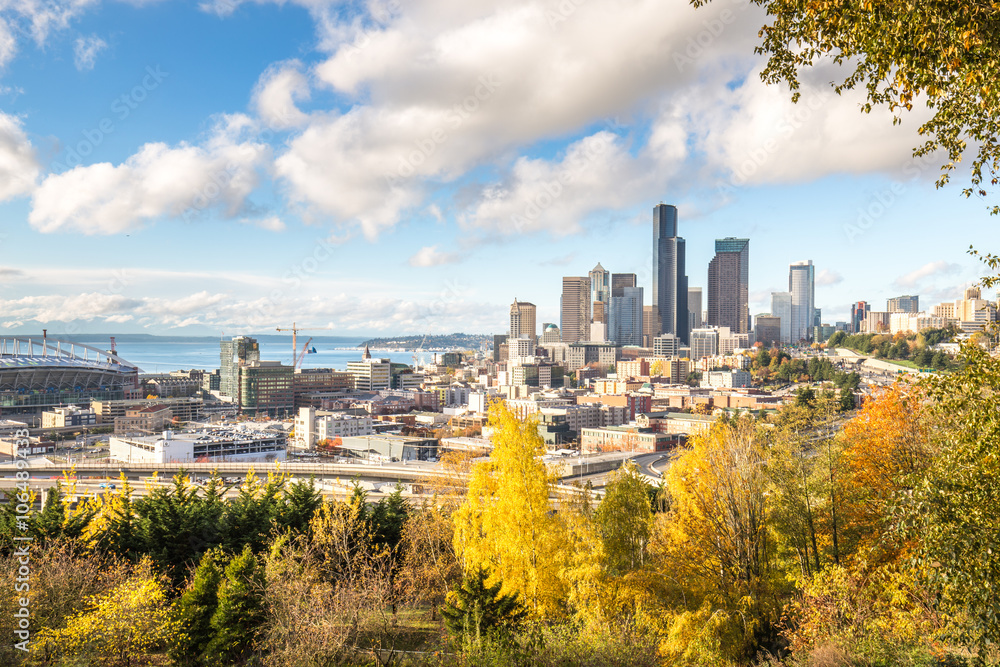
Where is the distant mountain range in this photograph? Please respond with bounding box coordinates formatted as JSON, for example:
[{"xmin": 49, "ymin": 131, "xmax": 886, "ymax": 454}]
[{"xmin": 359, "ymin": 333, "xmax": 492, "ymax": 350}]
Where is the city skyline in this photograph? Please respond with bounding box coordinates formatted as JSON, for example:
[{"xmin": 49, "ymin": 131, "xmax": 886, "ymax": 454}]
[{"xmin": 0, "ymin": 0, "xmax": 995, "ymax": 337}]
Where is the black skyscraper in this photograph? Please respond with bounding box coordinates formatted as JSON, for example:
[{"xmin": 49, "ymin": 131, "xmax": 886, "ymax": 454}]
[{"xmin": 652, "ymin": 204, "xmax": 689, "ymax": 345}]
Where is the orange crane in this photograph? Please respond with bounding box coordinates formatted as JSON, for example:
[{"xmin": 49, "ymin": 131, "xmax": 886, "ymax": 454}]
[
  {"xmin": 295, "ymin": 338, "xmax": 314, "ymax": 369},
  {"xmin": 276, "ymin": 323, "xmax": 331, "ymax": 364}
]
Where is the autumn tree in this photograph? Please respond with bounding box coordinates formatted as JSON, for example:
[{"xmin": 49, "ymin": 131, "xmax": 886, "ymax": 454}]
[
  {"xmin": 692, "ymin": 0, "xmax": 1000, "ymax": 214},
  {"xmin": 453, "ymin": 401, "xmax": 567, "ymax": 617},
  {"xmin": 655, "ymin": 418, "xmax": 784, "ymax": 659},
  {"xmin": 33, "ymin": 558, "xmax": 177, "ymax": 666}
]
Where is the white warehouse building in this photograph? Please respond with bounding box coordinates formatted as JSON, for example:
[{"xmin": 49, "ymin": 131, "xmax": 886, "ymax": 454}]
[{"xmin": 110, "ymin": 427, "xmax": 287, "ymax": 464}]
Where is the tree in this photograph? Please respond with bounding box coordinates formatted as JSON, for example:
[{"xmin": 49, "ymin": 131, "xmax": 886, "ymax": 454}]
[
  {"xmin": 594, "ymin": 461, "xmax": 654, "ymax": 576},
  {"xmin": 205, "ymin": 546, "xmax": 266, "ymax": 664},
  {"xmin": 655, "ymin": 419, "xmax": 783, "ymax": 658},
  {"xmin": 692, "ymin": 0, "xmax": 1000, "ymax": 214},
  {"xmin": 33, "ymin": 558, "xmax": 177, "ymax": 667},
  {"xmin": 171, "ymin": 550, "xmax": 224, "ymax": 666},
  {"xmin": 907, "ymin": 338, "xmax": 1000, "ymax": 657},
  {"xmin": 440, "ymin": 567, "xmax": 528, "ymax": 648},
  {"xmin": 453, "ymin": 401, "xmax": 567, "ymax": 617}
]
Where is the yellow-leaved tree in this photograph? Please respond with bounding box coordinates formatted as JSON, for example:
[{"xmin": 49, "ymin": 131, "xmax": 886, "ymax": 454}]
[
  {"xmin": 654, "ymin": 418, "xmax": 783, "ymax": 663},
  {"xmin": 452, "ymin": 401, "xmax": 567, "ymax": 617}
]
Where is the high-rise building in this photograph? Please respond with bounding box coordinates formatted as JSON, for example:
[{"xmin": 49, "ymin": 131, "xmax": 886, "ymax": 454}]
[
  {"xmin": 592, "ymin": 301, "xmax": 606, "ymax": 324},
  {"xmin": 608, "ymin": 286, "xmax": 644, "ymax": 347},
  {"xmin": 346, "ymin": 347, "xmax": 391, "ymax": 391},
  {"xmin": 754, "ymin": 315, "xmax": 781, "ymax": 348},
  {"xmin": 492, "ymin": 334, "xmax": 506, "ymax": 362},
  {"xmin": 541, "ymin": 323, "xmax": 561, "ymax": 344},
  {"xmin": 643, "ymin": 305, "xmax": 660, "ymax": 347},
  {"xmin": 789, "ymin": 261, "xmax": 815, "ymax": 342},
  {"xmin": 851, "ymin": 301, "xmax": 870, "ymax": 333},
  {"xmin": 652, "ymin": 203, "xmax": 689, "ymax": 344},
  {"xmin": 589, "ymin": 263, "xmax": 610, "ymax": 306},
  {"xmin": 220, "ymin": 336, "xmax": 260, "ymax": 398},
  {"xmin": 561, "ymin": 276, "xmax": 592, "ymax": 343},
  {"xmin": 688, "ymin": 287, "xmax": 703, "ymax": 331},
  {"xmin": 653, "ymin": 333, "xmax": 680, "ymax": 357},
  {"xmin": 887, "ymin": 295, "xmax": 919, "ymax": 314},
  {"xmin": 707, "ymin": 238, "xmax": 750, "ymax": 334},
  {"xmin": 690, "ymin": 327, "xmax": 718, "ymax": 360},
  {"xmin": 771, "ymin": 292, "xmax": 793, "ymax": 344},
  {"xmin": 611, "ymin": 273, "xmax": 637, "ymax": 298},
  {"xmin": 509, "ymin": 299, "xmax": 537, "ymax": 346}
]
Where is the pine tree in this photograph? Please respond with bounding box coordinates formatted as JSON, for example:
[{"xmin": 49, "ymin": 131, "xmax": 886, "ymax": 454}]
[
  {"xmin": 370, "ymin": 484, "xmax": 409, "ymax": 551},
  {"xmin": 440, "ymin": 567, "xmax": 527, "ymax": 647},
  {"xmin": 275, "ymin": 477, "xmax": 322, "ymax": 534},
  {"xmin": 170, "ymin": 550, "xmax": 224, "ymax": 666},
  {"xmin": 205, "ymin": 546, "xmax": 266, "ymax": 664}
]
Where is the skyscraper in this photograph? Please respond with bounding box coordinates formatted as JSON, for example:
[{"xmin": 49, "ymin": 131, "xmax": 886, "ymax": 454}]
[
  {"xmin": 707, "ymin": 237, "xmax": 750, "ymax": 334},
  {"xmin": 887, "ymin": 295, "xmax": 919, "ymax": 313},
  {"xmin": 611, "ymin": 273, "xmax": 637, "ymax": 298},
  {"xmin": 688, "ymin": 287, "xmax": 703, "ymax": 331},
  {"xmin": 560, "ymin": 276, "xmax": 591, "ymax": 343},
  {"xmin": 220, "ymin": 335, "xmax": 260, "ymax": 398},
  {"xmin": 652, "ymin": 203, "xmax": 689, "ymax": 344},
  {"xmin": 509, "ymin": 299, "xmax": 537, "ymax": 346},
  {"xmin": 789, "ymin": 260, "xmax": 815, "ymax": 342},
  {"xmin": 851, "ymin": 301, "xmax": 870, "ymax": 333},
  {"xmin": 608, "ymin": 286, "xmax": 644, "ymax": 346},
  {"xmin": 771, "ymin": 292, "xmax": 792, "ymax": 344},
  {"xmin": 589, "ymin": 263, "xmax": 610, "ymax": 305}
]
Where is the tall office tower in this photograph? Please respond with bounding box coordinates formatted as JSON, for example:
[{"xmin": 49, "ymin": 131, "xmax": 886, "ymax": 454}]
[
  {"xmin": 789, "ymin": 260, "xmax": 816, "ymax": 342},
  {"xmin": 771, "ymin": 292, "xmax": 793, "ymax": 344},
  {"xmin": 965, "ymin": 286, "xmax": 982, "ymax": 300},
  {"xmin": 509, "ymin": 299, "xmax": 537, "ymax": 346},
  {"xmin": 492, "ymin": 334, "xmax": 506, "ymax": 362},
  {"xmin": 652, "ymin": 203, "xmax": 689, "ymax": 344},
  {"xmin": 754, "ymin": 315, "xmax": 781, "ymax": 348},
  {"xmin": 688, "ymin": 287, "xmax": 703, "ymax": 330},
  {"xmin": 593, "ymin": 301, "xmax": 606, "ymax": 324},
  {"xmin": 611, "ymin": 273, "xmax": 637, "ymax": 298},
  {"xmin": 643, "ymin": 305, "xmax": 661, "ymax": 347},
  {"xmin": 608, "ymin": 286, "xmax": 644, "ymax": 346},
  {"xmin": 589, "ymin": 263, "xmax": 610, "ymax": 305},
  {"xmin": 560, "ymin": 276, "xmax": 592, "ymax": 343},
  {"xmin": 851, "ymin": 301, "xmax": 870, "ymax": 333},
  {"xmin": 887, "ymin": 295, "xmax": 920, "ymax": 313},
  {"xmin": 706, "ymin": 238, "xmax": 750, "ymax": 334},
  {"xmin": 220, "ymin": 335, "xmax": 260, "ymax": 398}
]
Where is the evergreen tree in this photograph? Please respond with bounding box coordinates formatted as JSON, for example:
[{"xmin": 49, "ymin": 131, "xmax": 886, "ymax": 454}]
[
  {"xmin": 170, "ymin": 550, "xmax": 224, "ymax": 666},
  {"xmin": 440, "ymin": 567, "xmax": 528, "ymax": 647},
  {"xmin": 370, "ymin": 485, "xmax": 409, "ymax": 551},
  {"xmin": 205, "ymin": 546, "xmax": 266, "ymax": 664},
  {"xmin": 275, "ymin": 477, "xmax": 322, "ymax": 534}
]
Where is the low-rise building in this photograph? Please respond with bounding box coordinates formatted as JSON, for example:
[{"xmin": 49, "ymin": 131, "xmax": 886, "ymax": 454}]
[
  {"xmin": 114, "ymin": 404, "xmax": 173, "ymax": 435},
  {"xmin": 338, "ymin": 434, "xmax": 438, "ymax": 462},
  {"xmin": 110, "ymin": 427, "xmax": 287, "ymax": 463},
  {"xmin": 579, "ymin": 426, "xmax": 678, "ymax": 453},
  {"xmin": 41, "ymin": 406, "xmax": 97, "ymax": 428},
  {"xmin": 700, "ymin": 369, "xmax": 752, "ymax": 389}
]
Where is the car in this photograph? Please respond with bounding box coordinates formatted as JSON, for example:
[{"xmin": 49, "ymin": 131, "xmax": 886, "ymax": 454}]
[{"xmin": 98, "ymin": 483, "xmax": 116, "ymax": 490}]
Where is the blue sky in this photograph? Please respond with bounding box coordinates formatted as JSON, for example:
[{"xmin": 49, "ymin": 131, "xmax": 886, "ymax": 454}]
[{"xmin": 0, "ymin": 0, "xmax": 995, "ymax": 337}]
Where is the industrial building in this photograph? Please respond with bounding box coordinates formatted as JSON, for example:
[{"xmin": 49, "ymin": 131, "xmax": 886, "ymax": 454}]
[{"xmin": 110, "ymin": 427, "xmax": 287, "ymax": 464}]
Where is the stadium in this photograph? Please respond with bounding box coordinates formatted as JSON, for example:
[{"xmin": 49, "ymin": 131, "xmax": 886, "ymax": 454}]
[{"xmin": 0, "ymin": 337, "xmax": 141, "ymax": 417}]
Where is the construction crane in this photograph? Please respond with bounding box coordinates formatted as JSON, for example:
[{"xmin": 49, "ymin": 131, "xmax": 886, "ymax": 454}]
[
  {"xmin": 276, "ymin": 322, "xmax": 332, "ymax": 364},
  {"xmin": 412, "ymin": 333, "xmax": 429, "ymax": 369},
  {"xmin": 294, "ymin": 338, "xmax": 314, "ymax": 369}
]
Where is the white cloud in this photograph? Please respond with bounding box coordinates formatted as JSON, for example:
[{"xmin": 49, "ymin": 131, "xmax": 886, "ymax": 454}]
[
  {"xmin": 29, "ymin": 117, "xmax": 269, "ymax": 234},
  {"xmin": 3, "ymin": 0, "xmax": 100, "ymax": 49},
  {"xmin": 274, "ymin": 0, "xmax": 760, "ymax": 237},
  {"xmin": 894, "ymin": 261, "xmax": 961, "ymax": 289},
  {"xmin": 240, "ymin": 215, "xmax": 286, "ymax": 231},
  {"xmin": 73, "ymin": 34, "xmax": 106, "ymax": 70},
  {"xmin": 0, "ymin": 18, "xmax": 16, "ymax": 68},
  {"xmin": 0, "ymin": 112, "xmax": 39, "ymax": 200},
  {"xmin": 816, "ymin": 269, "xmax": 843, "ymax": 287},
  {"xmin": 252, "ymin": 60, "xmax": 310, "ymax": 129},
  {"xmin": 409, "ymin": 245, "xmax": 459, "ymax": 267}
]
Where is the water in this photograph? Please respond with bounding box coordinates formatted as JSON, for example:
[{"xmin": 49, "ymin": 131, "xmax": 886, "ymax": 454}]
[{"xmin": 44, "ymin": 335, "xmax": 425, "ymax": 374}]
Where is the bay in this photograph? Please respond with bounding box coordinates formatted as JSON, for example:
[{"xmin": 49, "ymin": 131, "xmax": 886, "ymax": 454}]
[{"xmin": 43, "ymin": 334, "xmax": 426, "ymax": 374}]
